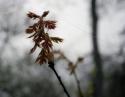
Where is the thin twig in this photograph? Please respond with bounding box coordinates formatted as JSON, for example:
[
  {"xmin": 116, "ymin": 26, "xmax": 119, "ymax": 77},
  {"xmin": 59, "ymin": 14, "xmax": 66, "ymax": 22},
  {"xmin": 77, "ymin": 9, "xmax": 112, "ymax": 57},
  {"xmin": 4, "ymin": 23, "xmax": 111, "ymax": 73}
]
[
  {"xmin": 74, "ymin": 71, "xmax": 84, "ymax": 97},
  {"xmin": 54, "ymin": 50, "xmax": 85, "ymax": 97},
  {"xmin": 48, "ymin": 62, "xmax": 71, "ymax": 97}
]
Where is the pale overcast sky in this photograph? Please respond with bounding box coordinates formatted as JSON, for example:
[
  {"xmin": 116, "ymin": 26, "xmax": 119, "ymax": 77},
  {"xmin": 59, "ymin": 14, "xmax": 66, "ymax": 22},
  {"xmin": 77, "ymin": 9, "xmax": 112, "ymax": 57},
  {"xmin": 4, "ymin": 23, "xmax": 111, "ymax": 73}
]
[
  {"xmin": 3, "ymin": 0, "xmax": 124, "ymax": 63},
  {"xmin": 0, "ymin": 0, "xmax": 125, "ymax": 82},
  {"xmin": 22, "ymin": 0, "xmax": 125, "ymax": 61}
]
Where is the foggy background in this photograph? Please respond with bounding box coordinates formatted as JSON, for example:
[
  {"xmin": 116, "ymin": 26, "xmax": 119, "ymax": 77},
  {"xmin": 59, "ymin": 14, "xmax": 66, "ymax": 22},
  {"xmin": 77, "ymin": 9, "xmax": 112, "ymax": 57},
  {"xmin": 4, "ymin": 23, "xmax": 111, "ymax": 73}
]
[{"xmin": 0, "ymin": 0, "xmax": 125, "ymax": 97}]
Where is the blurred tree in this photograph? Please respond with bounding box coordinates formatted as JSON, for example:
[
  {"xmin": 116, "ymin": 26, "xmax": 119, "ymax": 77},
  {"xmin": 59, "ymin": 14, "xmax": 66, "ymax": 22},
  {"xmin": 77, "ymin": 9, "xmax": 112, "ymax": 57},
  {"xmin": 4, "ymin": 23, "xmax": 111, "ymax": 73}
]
[
  {"xmin": 106, "ymin": 31, "xmax": 125, "ymax": 97},
  {"xmin": 0, "ymin": 55, "xmax": 64, "ymax": 97},
  {"xmin": 0, "ymin": 0, "xmax": 25, "ymax": 63},
  {"xmin": 90, "ymin": 0, "xmax": 103, "ymax": 97}
]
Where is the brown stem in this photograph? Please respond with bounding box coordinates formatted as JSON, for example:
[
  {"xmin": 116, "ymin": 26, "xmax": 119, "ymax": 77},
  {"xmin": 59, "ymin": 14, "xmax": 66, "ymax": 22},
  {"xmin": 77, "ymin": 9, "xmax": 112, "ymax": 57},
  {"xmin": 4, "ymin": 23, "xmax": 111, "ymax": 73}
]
[
  {"xmin": 74, "ymin": 71, "xmax": 84, "ymax": 97},
  {"xmin": 48, "ymin": 61, "xmax": 71, "ymax": 97}
]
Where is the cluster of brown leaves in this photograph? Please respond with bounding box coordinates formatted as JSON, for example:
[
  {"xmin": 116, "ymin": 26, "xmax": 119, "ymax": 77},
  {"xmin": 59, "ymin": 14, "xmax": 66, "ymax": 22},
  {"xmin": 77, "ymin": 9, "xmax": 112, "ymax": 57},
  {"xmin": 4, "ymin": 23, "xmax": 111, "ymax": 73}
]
[{"xmin": 26, "ymin": 11, "xmax": 63, "ymax": 64}]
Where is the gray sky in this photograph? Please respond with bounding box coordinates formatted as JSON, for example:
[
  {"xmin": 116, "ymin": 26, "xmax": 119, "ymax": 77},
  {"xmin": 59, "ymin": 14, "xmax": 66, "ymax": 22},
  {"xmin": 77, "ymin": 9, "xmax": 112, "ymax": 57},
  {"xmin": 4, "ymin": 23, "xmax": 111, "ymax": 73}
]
[
  {"xmin": 1, "ymin": 0, "xmax": 125, "ymax": 63},
  {"xmin": 0, "ymin": 0, "xmax": 125, "ymax": 84},
  {"xmin": 22, "ymin": 0, "xmax": 125, "ymax": 60}
]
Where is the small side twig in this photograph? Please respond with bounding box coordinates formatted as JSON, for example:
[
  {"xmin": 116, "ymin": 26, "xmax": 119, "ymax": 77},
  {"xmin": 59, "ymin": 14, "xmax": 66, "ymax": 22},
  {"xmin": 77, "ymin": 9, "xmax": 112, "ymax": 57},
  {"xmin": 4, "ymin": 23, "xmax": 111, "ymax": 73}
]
[
  {"xmin": 74, "ymin": 71, "xmax": 84, "ymax": 97},
  {"xmin": 48, "ymin": 62, "xmax": 71, "ymax": 97},
  {"xmin": 54, "ymin": 50, "xmax": 84, "ymax": 97}
]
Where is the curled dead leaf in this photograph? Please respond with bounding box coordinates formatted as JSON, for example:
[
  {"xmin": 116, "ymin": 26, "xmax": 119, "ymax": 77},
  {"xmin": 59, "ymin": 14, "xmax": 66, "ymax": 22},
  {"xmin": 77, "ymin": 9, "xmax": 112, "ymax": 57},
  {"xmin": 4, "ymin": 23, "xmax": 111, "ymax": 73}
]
[
  {"xmin": 42, "ymin": 11, "xmax": 49, "ymax": 18},
  {"xmin": 50, "ymin": 37, "xmax": 63, "ymax": 43},
  {"xmin": 27, "ymin": 12, "xmax": 40, "ymax": 19}
]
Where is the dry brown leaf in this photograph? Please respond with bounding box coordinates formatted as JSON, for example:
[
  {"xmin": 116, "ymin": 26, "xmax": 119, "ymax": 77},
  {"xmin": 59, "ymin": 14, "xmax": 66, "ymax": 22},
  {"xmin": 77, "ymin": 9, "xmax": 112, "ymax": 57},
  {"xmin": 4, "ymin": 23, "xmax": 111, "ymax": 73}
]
[
  {"xmin": 42, "ymin": 11, "xmax": 49, "ymax": 18},
  {"xmin": 50, "ymin": 37, "xmax": 63, "ymax": 43}
]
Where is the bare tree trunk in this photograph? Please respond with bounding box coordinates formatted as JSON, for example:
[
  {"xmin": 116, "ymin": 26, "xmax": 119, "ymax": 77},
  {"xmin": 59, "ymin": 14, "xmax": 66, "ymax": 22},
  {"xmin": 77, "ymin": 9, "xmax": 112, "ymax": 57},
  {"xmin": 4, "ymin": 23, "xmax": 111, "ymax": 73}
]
[{"xmin": 91, "ymin": 0, "xmax": 103, "ymax": 97}]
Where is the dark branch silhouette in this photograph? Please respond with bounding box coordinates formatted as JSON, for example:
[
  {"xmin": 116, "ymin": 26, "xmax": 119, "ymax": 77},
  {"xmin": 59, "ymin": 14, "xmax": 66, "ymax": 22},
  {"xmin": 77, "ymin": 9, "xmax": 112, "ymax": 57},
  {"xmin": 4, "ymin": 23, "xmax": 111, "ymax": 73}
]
[
  {"xmin": 91, "ymin": 0, "xmax": 103, "ymax": 97},
  {"xmin": 49, "ymin": 62, "xmax": 71, "ymax": 97}
]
